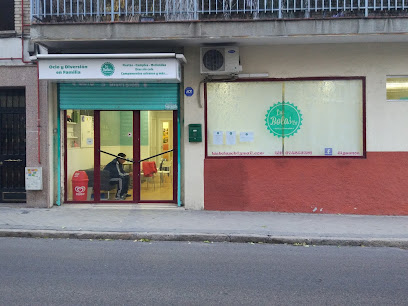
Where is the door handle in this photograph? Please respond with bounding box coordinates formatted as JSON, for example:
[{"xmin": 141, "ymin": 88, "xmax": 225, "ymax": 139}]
[{"xmin": 4, "ymin": 159, "xmax": 23, "ymax": 162}]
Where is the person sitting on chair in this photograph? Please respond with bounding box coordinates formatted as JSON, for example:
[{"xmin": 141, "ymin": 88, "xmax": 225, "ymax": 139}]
[{"xmin": 104, "ymin": 153, "xmax": 132, "ymax": 200}]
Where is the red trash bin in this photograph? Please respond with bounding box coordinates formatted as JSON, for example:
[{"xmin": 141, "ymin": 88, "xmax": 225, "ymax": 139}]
[{"xmin": 72, "ymin": 170, "xmax": 89, "ymax": 201}]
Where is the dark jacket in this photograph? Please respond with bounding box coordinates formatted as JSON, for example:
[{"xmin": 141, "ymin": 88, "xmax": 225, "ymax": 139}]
[{"xmin": 104, "ymin": 158, "xmax": 129, "ymax": 179}]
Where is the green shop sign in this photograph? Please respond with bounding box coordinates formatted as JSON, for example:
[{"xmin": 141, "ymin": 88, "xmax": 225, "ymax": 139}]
[{"xmin": 265, "ymin": 102, "xmax": 303, "ymax": 137}]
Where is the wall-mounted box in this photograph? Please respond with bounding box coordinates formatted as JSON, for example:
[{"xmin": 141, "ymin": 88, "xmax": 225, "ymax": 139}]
[
  {"xmin": 25, "ymin": 167, "xmax": 43, "ymax": 190},
  {"xmin": 189, "ymin": 124, "xmax": 202, "ymax": 142}
]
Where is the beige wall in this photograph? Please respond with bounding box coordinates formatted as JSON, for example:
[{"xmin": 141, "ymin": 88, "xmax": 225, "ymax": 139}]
[
  {"xmin": 182, "ymin": 48, "xmax": 205, "ymax": 210},
  {"xmin": 0, "ymin": 65, "xmax": 51, "ymax": 207},
  {"xmin": 181, "ymin": 42, "xmax": 408, "ymax": 210}
]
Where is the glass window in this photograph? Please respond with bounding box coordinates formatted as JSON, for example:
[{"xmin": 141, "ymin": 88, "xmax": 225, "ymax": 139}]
[
  {"xmin": 386, "ymin": 77, "xmax": 408, "ymax": 101},
  {"xmin": 206, "ymin": 79, "xmax": 364, "ymax": 157},
  {"xmin": 140, "ymin": 111, "xmax": 174, "ymax": 201},
  {"xmin": 100, "ymin": 111, "xmax": 134, "ymax": 201},
  {"xmin": 65, "ymin": 110, "xmax": 176, "ymax": 202},
  {"xmin": 0, "ymin": 0, "xmax": 14, "ymax": 31},
  {"xmin": 66, "ymin": 110, "xmax": 94, "ymax": 201}
]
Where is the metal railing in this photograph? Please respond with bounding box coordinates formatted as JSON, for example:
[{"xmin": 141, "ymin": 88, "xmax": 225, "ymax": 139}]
[{"xmin": 30, "ymin": 0, "xmax": 408, "ymax": 22}]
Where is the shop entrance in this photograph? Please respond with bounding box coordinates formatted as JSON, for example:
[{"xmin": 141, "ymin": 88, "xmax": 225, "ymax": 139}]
[{"xmin": 65, "ymin": 110, "xmax": 176, "ymax": 203}]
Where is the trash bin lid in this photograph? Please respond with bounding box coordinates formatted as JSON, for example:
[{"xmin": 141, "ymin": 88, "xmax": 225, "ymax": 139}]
[{"xmin": 73, "ymin": 170, "xmax": 89, "ymax": 180}]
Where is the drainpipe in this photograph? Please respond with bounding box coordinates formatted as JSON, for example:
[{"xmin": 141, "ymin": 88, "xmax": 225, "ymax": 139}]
[
  {"xmin": 35, "ymin": 53, "xmax": 187, "ymax": 62},
  {"xmin": 22, "ymin": 0, "xmax": 41, "ymax": 164},
  {"xmin": 23, "ymin": 0, "xmax": 41, "ymax": 163},
  {"xmin": 20, "ymin": 0, "xmax": 32, "ymax": 64},
  {"xmin": 36, "ymin": 61, "xmax": 41, "ymax": 164}
]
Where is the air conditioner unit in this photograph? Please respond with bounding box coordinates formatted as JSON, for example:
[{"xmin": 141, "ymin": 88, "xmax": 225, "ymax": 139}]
[{"xmin": 200, "ymin": 46, "xmax": 242, "ymax": 75}]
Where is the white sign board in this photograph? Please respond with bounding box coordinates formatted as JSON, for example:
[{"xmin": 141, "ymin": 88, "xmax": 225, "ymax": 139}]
[
  {"xmin": 25, "ymin": 167, "xmax": 43, "ymax": 190},
  {"xmin": 39, "ymin": 58, "xmax": 181, "ymax": 82}
]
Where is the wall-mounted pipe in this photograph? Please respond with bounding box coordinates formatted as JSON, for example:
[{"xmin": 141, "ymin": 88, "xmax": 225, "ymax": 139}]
[
  {"xmin": 36, "ymin": 62, "xmax": 41, "ymax": 164},
  {"xmin": 23, "ymin": 0, "xmax": 41, "ymax": 164},
  {"xmin": 34, "ymin": 53, "xmax": 187, "ymax": 63},
  {"xmin": 20, "ymin": 0, "xmax": 32, "ymax": 64},
  {"xmin": 0, "ymin": 58, "xmax": 23, "ymax": 60}
]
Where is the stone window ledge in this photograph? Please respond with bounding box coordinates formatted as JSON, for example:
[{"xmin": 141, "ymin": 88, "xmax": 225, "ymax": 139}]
[{"xmin": 0, "ymin": 30, "xmax": 17, "ymax": 38}]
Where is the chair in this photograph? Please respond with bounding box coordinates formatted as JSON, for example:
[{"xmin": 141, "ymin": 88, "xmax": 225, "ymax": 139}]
[
  {"xmin": 100, "ymin": 169, "xmax": 116, "ymax": 200},
  {"xmin": 141, "ymin": 161, "xmax": 157, "ymax": 189},
  {"xmin": 158, "ymin": 159, "xmax": 172, "ymax": 185},
  {"xmin": 84, "ymin": 168, "xmax": 116, "ymax": 200}
]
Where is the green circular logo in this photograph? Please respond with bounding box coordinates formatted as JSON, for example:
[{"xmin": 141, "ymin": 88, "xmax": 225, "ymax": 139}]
[
  {"xmin": 265, "ymin": 102, "xmax": 303, "ymax": 138},
  {"xmin": 101, "ymin": 62, "xmax": 115, "ymax": 76}
]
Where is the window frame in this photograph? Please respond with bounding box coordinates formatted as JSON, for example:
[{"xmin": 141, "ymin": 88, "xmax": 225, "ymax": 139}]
[{"xmin": 204, "ymin": 76, "xmax": 366, "ymax": 159}]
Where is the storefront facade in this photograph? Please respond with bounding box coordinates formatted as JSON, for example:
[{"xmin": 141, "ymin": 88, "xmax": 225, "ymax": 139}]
[
  {"xmin": 197, "ymin": 44, "xmax": 408, "ymax": 215},
  {"xmin": 23, "ymin": 43, "xmax": 408, "ymax": 214},
  {"xmin": 11, "ymin": 42, "xmax": 405, "ymax": 214},
  {"xmin": 35, "ymin": 54, "xmax": 184, "ymax": 205},
  {"xmin": 25, "ymin": 1, "xmax": 408, "ymax": 214}
]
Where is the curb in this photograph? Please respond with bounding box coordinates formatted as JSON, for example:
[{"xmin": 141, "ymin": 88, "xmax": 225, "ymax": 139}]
[{"xmin": 1, "ymin": 229, "xmax": 408, "ymax": 248}]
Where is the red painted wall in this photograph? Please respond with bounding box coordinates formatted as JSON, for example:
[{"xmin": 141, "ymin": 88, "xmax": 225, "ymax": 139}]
[{"xmin": 204, "ymin": 152, "xmax": 408, "ymax": 215}]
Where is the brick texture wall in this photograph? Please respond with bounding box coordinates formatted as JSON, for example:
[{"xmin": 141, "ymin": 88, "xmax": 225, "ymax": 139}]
[{"xmin": 14, "ymin": 0, "xmax": 31, "ymax": 35}]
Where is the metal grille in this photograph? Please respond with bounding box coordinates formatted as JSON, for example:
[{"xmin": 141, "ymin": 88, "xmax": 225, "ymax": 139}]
[
  {"xmin": 202, "ymin": 49, "xmax": 225, "ymax": 71},
  {"xmin": 0, "ymin": 89, "xmax": 26, "ymax": 203},
  {"xmin": 59, "ymin": 83, "xmax": 179, "ymax": 110},
  {"xmin": 30, "ymin": 0, "xmax": 408, "ymax": 21}
]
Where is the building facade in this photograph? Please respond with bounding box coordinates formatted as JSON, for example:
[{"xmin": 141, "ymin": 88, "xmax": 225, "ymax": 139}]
[
  {"xmin": 0, "ymin": 0, "xmax": 50, "ymax": 206},
  {"xmin": 1, "ymin": 0, "xmax": 408, "ymax": 214}
]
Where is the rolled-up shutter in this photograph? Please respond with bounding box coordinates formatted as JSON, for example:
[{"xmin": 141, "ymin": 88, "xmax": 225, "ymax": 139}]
[{"xmin": 59, "ymin": 83, "xmax": 179, "ymax": 110}]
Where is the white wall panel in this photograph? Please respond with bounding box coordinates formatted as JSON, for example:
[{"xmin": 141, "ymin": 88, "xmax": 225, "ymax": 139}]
[{"xmin": 0, "ymin": 38, "xmax": 22, "ymax": 63}]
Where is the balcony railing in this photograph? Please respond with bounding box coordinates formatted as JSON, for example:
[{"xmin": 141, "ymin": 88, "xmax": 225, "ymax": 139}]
[{"xmin": 31, "ymin": 0, "xmax": 408, "ymax": 23}]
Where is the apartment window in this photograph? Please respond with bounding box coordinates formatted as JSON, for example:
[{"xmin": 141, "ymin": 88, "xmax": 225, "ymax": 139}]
[
  {"xmin": 386, "ymin": 77, "xmax": 408, "ymax": 101},
  {"xmin": 0, "ymin": 0, "xmax": 14, "ymax": 31},
  {"xmin": 206, "ymin": 78, "xmax": 365, "ymax": 157}
]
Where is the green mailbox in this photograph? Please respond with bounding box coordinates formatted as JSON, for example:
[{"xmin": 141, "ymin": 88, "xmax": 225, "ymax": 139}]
[{"xmin": 188, "ymin": 124, "xmax": 202, "ymax": 142}]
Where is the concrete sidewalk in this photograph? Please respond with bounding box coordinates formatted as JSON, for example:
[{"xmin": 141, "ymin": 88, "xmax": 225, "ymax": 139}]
[{"xmin": 0, "ymin": 204, "xmax": 407, "ymax": 248}]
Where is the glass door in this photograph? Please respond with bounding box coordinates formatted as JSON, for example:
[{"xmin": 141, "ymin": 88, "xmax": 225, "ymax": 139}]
[
  {"xmin": 139, "ymin": 111, "xmax": 175, "ymax": 202},
  {"xmin": 65, "ymin": 110, "xmax": 176, "ymax": 203},
  {"xmin": 99, "ymin": 111, "xmax": 135, "ymax": 202},
  {"xmin": 65, "ymin": 110, "xmax": 95, "ymax": 202}
]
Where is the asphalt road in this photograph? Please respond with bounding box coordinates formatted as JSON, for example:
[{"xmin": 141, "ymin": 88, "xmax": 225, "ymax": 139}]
[{"xmin": 0, "ymin": 238, "xmax": 407, "ymax": 305}]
